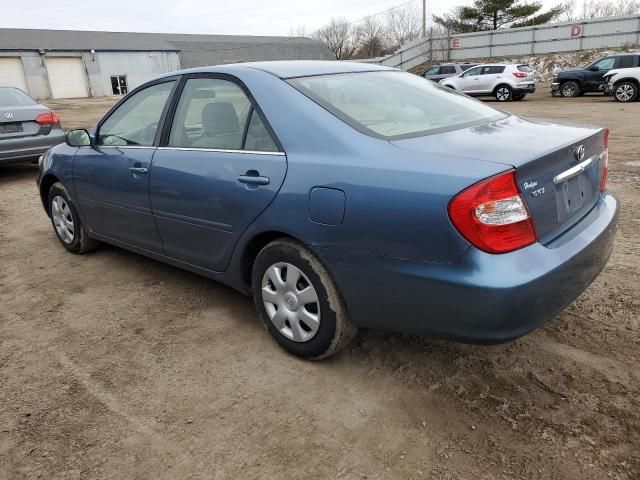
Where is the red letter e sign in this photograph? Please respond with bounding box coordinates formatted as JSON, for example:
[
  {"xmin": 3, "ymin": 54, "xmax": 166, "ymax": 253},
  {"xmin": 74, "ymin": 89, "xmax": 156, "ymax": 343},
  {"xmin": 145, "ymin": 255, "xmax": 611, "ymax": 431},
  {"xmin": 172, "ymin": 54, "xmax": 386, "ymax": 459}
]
[{"xmin": 452, "ymin": 37, "xmax": 461, "ymax": 48}]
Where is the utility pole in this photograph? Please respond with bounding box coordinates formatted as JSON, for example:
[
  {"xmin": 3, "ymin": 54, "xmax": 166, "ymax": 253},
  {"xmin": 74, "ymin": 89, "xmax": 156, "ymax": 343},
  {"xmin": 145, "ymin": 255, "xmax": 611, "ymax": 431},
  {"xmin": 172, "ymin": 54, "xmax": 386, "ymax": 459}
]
[{"xmin": 422, "ymin": 0, "xmax": 427, "ymax": 37}]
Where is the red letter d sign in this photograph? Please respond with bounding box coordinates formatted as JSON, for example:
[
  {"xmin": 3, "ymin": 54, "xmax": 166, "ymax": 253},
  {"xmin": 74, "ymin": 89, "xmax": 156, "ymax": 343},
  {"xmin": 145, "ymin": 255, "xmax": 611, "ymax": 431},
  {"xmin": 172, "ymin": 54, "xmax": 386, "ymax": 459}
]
[{"xmin": 570, "ymin": 25, "xmax": 582, "ymax": 37}]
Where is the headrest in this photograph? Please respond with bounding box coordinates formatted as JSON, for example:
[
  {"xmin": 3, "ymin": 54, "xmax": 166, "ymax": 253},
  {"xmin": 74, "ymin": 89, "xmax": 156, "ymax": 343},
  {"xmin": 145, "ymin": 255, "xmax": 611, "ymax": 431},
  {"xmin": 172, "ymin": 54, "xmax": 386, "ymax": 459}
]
[{"xmin": 202, "ymin": 102, "xmax": 239, "ymax": 136}]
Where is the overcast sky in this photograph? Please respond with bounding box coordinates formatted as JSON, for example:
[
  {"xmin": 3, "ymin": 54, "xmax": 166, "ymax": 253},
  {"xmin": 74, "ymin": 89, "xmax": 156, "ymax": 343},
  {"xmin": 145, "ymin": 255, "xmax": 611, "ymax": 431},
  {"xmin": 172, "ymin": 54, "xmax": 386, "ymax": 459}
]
[{"xmin": 1, "ymin": 0, "xmax": 564, "ymax": 36}]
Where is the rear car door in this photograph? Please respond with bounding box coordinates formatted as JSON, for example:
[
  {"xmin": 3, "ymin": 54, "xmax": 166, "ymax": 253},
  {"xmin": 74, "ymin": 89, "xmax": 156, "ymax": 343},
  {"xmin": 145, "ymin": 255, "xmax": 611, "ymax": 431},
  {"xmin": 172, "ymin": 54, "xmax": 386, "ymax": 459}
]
[
  {"xmin": 73, "ymin": 79, "xmax": 177, "ymax": 252},
  {"xmin": 149, "ymin": 75, "xmax": 287, "ymax": 272},
  {"xmin": 477, "ymin": 66, "xmax": 505, "ymax": 93}
]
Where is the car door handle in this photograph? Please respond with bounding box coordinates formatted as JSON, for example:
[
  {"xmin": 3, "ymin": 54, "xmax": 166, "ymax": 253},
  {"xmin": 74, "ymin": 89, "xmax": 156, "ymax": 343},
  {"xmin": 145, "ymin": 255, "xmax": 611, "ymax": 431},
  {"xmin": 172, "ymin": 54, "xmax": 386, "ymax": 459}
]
[
  {"xmin": 129, "ymin": 167, "xmax": 148, "ymax": 174},
  {"xmin": 238, "ymin": 173, "xmax": 269, "ymax": 185}
]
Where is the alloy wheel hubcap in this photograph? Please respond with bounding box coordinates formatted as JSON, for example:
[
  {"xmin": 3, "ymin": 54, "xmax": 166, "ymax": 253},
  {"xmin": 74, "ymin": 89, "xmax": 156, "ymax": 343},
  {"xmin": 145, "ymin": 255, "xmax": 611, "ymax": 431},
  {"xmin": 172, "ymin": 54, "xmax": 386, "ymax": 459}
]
[
  {"xmin": 616, "ymin": 85, "xmax": 633, "ymax": 101},
  {"xmin": 51, "ymin": 196, "xmax": 75, "ymax": 244},
  {"xmin": 497, "ymin": 88, "xmax": 510, "ymax": 101},
  {"xmin": 563, "ymin": 85, "xmax": 576, "ymax": 96},
  {"xmin": 262, "ymin": 262, "xmax": 320, "ymax": 343}
]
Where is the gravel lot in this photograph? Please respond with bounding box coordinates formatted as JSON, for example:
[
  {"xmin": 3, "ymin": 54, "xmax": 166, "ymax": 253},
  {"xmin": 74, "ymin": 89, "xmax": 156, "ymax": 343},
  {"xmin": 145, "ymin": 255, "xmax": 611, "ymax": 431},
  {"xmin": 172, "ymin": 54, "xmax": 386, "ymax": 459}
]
[{"xmin": 1, "ymin": 88, "xmax": 639, "ymax": 480}]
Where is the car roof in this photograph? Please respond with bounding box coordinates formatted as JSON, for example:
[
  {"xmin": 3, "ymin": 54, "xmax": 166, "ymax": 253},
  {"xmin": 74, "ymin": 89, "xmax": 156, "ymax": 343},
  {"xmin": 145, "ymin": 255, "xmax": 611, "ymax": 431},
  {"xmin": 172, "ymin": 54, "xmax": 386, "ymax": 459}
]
[{"xmin": 174, "ymin": 60, "xmax": 397, "ymax": 80}]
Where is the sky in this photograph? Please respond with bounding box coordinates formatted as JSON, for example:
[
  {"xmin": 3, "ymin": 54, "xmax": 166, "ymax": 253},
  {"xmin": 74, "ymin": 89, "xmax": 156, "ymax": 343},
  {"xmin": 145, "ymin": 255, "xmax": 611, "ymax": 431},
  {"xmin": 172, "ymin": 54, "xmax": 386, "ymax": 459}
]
[{"xmin": 1, "ymin": 0, "xmax": 564, "ymax": 37}]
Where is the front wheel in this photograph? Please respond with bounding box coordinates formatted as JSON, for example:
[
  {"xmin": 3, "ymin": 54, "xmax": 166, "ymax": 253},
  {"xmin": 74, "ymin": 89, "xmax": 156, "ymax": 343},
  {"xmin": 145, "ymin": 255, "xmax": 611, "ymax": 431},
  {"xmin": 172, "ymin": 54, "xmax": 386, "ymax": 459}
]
[
  {"xmin": 251, "ymin": 239, "xmax": 357, "ymax": 359},
  {"xmin": 48, "ymin": 182, "xmax": 99, "ymax": 254},
  {"xmin": 613, "ymin": 81, "xmax": 638, "ymax": 102},
  {"xmin": 560, "ymin": 81, "xmax": 580, "ymax": 98},
  {"xmin": 495, "ymin": 85, "xmax": 513, "ymax": 102}
]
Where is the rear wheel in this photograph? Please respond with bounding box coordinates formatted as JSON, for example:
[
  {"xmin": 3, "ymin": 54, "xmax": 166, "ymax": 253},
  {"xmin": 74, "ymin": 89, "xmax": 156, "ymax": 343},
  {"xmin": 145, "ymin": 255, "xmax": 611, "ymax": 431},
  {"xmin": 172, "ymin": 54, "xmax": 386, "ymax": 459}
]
[
  {"xmin": 48, "ymin": 183, "xmax": 99, "ymax": 254},
  {"xmin": 613, "ymin": 81, "xmax": 638, "ymax": 102},
  {"xmin": 251, "ymin": 239, "xmax": 357, "ymax": 359},
  {"xmin": 560, "ymin": 81, "xmax": 580, "ymax": 98},
  {"xmin": 495, "ymin": 85, "xmax": 513, "ymax": 102}
]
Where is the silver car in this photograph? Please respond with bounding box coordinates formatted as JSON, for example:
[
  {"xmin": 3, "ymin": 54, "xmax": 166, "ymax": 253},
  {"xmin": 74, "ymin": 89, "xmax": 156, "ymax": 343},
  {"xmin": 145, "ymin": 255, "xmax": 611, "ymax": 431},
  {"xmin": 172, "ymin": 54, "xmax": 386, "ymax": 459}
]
[{"xmin": 0, "ymin": 87, "xmax": 65, "ymax": 164}]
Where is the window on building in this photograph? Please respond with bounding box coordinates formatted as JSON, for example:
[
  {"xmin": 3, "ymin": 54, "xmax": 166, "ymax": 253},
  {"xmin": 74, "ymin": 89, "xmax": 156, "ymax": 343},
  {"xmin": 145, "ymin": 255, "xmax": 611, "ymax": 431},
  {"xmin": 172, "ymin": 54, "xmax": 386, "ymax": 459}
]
[{"xmin": 111, "ymin": 75, "xmax": 128, "ymax": 95}]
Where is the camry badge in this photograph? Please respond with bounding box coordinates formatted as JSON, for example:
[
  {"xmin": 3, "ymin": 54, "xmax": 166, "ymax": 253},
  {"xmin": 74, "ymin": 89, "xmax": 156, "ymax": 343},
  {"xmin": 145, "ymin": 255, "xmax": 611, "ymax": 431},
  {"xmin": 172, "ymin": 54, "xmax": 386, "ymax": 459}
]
[
  {"xmin": 574, "ymin": 144, "xmax": 585, "ymax": 162},
  {"xmin": 4, "ymin": 112, "xmax": 14, "ymax": 119}
]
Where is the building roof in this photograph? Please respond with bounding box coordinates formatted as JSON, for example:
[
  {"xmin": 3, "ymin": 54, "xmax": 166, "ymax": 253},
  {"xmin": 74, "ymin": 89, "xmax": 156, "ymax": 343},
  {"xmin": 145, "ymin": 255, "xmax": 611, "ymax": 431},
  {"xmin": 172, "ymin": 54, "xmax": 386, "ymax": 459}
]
[{"xmin": 0, "ymin": 29, "xmax": 333, "ymax": 65}]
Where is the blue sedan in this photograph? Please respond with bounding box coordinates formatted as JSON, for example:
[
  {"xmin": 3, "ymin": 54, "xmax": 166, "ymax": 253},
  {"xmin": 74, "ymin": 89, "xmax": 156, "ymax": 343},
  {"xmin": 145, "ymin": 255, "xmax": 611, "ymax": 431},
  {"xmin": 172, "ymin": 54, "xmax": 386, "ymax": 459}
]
[{"xmin": 37, "ymin": 61, "xmax": 618, "ymax": 359}]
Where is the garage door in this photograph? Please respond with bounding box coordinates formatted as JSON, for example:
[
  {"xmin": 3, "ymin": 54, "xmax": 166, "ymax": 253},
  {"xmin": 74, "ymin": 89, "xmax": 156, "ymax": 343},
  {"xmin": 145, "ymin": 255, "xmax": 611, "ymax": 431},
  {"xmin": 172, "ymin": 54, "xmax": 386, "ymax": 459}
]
[
  {"xmin": 0, "ymin": 57, "xmax": 28, "ymax": 92},
  {"xmin": 46, "ymin": 57, "xmax": 89, "ymax": 99}
]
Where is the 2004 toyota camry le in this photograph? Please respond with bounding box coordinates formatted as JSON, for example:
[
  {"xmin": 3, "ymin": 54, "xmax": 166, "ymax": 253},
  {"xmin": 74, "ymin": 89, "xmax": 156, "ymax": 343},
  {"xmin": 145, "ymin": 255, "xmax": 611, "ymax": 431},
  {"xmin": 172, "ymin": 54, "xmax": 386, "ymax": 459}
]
[{"xmin": 37, "ymin": 61, "xmax": 618, "ymax": 359}]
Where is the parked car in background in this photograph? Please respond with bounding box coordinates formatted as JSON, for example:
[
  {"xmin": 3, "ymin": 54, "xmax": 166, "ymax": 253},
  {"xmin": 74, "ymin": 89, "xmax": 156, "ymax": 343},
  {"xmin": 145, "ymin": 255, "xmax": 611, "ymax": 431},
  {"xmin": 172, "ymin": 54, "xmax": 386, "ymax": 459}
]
[
  {"xmin": 603, "ymin": 66, "xmax": 640, "ymax": 102},
  {"xmin": 37, "ymin": 61, "xmax": 617, "ymax": 360},
  {"xmin": 0, "ymin": 86, "xmax": 65, "ymax": 165},
  {"xmin": 551, "ymin": 53, "xmax": 640, "ymax": 97},
  {"xmin": 422, "ymin": 63, "xmax": 476, "ymax": 82},
  {"xmin": 440, "ymin": 64, "xmax": 535, "ymax": 101}
]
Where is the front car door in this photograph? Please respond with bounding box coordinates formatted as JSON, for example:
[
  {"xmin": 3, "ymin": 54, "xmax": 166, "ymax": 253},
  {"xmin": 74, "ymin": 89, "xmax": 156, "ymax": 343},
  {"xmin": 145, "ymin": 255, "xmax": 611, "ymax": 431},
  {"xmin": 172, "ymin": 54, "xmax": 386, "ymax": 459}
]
[
  {"xmin": 457, "ymin": 66, "xmax": 484, "ymax": 93},
  {"xmin": 149, "ymin": 75, "xmax": 287, "ymax": 272},
  {"xmin": 73, "ymin": 79, "xmax": 177, "ymax": 252},
  {"xmin": 585, "ymin": 57, "xmax": 616, "ymax": 91}
]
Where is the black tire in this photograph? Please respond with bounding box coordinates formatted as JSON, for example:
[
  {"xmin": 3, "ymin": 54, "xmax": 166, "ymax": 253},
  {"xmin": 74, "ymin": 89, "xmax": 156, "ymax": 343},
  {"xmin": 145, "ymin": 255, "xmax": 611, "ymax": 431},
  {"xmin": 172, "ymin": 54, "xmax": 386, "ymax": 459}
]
[
  {"xmin": 560, "ymin": 81, "xmax": 580, "ymax": 98},
  {"xmin": 613, "ymin": 81, "xmax": 639, "ymax": 103},
  {"xmin": 513, "ymin": 93, "xmax": 526, "ymax": 101},
  {"xmin": 494, "ymin": 85, "xmax": 513, "ymax": 102},
  {"xmin": 251, "ymin": 238, "xmax": 357, "ymax": 360},
  {"xmin": 48, "ymin": 182, "xmax": 99, "ymax": 254}
]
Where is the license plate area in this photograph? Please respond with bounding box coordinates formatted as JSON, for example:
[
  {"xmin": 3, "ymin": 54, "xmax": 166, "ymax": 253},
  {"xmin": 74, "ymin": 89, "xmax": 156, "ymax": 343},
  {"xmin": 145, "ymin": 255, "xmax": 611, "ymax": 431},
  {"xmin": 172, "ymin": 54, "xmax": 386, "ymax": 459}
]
[
  {"xmin": 555, "ymin": 170, "xmax": 597, "ymax": 222},
  {"xmin": 0, "ymin": 122, "xmax": 23, "ymax": 134}
]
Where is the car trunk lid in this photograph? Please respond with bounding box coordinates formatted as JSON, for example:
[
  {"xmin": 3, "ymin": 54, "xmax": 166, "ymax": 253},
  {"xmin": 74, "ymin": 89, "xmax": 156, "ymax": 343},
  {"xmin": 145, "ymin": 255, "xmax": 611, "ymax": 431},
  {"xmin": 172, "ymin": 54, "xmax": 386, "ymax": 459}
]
[
  {"xmin": 391, "ymin": 115, "xmax": 607, "ymax": 245},
  {"xmin": 0, "ymin": 105, "xmax": 51, "ymax": 140}
]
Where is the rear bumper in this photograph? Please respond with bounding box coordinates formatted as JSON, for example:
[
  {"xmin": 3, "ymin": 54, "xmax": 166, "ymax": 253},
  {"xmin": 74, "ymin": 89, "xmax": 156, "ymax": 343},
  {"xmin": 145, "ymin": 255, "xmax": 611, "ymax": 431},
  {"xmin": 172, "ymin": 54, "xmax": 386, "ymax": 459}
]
[
  {"xmin": 316, "ymin": 193, "xmax": 618, "ymax": 342},
  {"xmin": 513, "ymin": 86, "xmax": 535, "ymax": 95},
  {"xmin": 0, "ymin": 129, "xmax": 65, "ymax": 164}
]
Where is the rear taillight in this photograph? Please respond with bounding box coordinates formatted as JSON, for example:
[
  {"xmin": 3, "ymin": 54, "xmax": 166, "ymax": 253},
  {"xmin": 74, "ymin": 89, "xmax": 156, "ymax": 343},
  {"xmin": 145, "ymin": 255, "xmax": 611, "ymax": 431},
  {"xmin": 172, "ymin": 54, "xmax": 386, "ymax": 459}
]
[
  {"xmin": 35, "ymin": 112, "xmax": 61, "ymax": 125},
  {"xmin": 448, "ymin": 170, "xmax": 537, "ymax": 254},
  {"xmin": 600, "ymin": 128, "xmax": 609, "ymax": 192},
  {"xmin": 512, "ymin": 72, "xmax": 528, "ymax": 78}
]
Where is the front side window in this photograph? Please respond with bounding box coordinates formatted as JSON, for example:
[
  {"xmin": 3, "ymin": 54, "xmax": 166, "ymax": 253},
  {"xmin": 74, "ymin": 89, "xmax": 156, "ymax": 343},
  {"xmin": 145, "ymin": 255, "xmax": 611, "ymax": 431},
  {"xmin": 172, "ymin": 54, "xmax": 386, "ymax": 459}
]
[
  {"xmin": 289, "ymin": 71, "xmax": 506, "ymax": 140},
  {"xmin": 462, "ymin": 66, "xmax": 483, "ymax": 77},
  {"xmin": 424, "ymin": 66, "xmax": 440, "ymax": 75},
  {"xmin": 168, "ymin": 77, "xmax": 278, "ymax": 152},
  {"xmin": 593, "ymin": 57, "xmax": 616, "ymax": 71},
  {"xmin": 98, "ymin": 81, "xmax": 175, "ymax": 146}
]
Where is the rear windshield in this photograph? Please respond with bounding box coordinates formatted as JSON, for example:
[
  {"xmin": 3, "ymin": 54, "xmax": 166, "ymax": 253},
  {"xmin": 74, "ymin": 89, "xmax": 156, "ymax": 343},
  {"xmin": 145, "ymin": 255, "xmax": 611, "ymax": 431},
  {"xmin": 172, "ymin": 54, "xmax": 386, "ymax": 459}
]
[
  {"xmin": 517, "ymin": 65, "xmax": 533, "ymax": 72},
  {"xmin": 0, "ymin": 87, "xmax": 37, "ymax": 107},
  {"xmin": 288, "ymin": 71, "xmax": 506, "ymax": 140}
]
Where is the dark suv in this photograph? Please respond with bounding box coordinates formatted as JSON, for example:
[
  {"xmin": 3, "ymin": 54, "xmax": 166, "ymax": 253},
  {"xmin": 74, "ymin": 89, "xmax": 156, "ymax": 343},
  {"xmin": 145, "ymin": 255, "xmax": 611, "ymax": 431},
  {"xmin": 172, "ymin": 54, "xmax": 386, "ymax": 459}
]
[
  {"xmin": 552, "ymin": 53, "xmax": 640, "ymax": 97},
  {"xmin": 422, "ymin": 63, "xmax": 477, "ymax": 82}
]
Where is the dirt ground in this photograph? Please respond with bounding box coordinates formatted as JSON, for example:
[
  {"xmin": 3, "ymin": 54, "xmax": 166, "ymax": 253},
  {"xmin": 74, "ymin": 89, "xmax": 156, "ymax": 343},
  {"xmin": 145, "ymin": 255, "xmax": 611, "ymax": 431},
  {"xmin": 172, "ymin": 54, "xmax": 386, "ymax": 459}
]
[{"xmin": 1, "ymin": 87, "xmax": 639, "ymax": 480}]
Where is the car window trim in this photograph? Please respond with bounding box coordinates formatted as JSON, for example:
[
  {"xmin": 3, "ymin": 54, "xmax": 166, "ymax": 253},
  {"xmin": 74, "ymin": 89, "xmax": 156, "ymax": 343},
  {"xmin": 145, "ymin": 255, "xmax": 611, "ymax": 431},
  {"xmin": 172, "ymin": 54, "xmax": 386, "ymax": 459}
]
[
  {"xmin": 159, "ymin": 72, "xmax": 285, "ymax": 154},
  {"xmin": 156, "ymin": 146, "xmax": 284, "ymax": 156},
  {"xmin": 94, "ymin": 76, "xmax": 180, "ymax": 148}
]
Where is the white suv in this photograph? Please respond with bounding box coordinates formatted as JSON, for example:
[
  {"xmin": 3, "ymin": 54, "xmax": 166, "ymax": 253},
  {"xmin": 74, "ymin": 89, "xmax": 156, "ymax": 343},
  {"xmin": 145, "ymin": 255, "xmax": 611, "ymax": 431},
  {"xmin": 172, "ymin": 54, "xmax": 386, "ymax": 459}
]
[
  {"xmin": 440, "ymin": 64, "xmax": 536, "ymax": 102},
  {"xmin": 603, "ymin": 66, "xmax": 640, "ymax": 102}
]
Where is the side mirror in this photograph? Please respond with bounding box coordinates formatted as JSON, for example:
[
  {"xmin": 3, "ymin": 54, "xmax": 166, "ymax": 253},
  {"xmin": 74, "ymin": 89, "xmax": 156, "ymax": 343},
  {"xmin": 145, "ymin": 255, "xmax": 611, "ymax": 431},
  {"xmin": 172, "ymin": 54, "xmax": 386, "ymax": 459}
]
[
  {"xmin": 589, "ymin": 65, "xmax": 599, "ymax": 71},
  {"xmin": 66, "ymin": 129, "xmax": 92, "ymax": 147}
]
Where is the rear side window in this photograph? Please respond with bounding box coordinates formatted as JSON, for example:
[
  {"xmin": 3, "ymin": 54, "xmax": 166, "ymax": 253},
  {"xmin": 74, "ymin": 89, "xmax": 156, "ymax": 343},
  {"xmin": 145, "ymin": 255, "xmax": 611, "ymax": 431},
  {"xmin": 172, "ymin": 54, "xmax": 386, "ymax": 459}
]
[
  {"xmin": 0, "ymin": 87, "xmax": 37, "ymax": 107},
  {"xmin": 289, "ymin": 71, "xmax": 506, "ymax": 140},
  {"xmin": 440, "ymin": 66, "xmax": 456, "ymax": 74},
  {"xmin": 168, "ymin": 77, "xmax": 278, "ymax": 152},
  {"xmin": 617, "ymin": 56, "xmax": 635, "ymax": 69},
  {"xmin": 486, "ymin": 66, "xmax": 506, "ymax": 74},
  {"xmin": 517, "ymin": 65, "xmax": 533, "ymax": 72}
]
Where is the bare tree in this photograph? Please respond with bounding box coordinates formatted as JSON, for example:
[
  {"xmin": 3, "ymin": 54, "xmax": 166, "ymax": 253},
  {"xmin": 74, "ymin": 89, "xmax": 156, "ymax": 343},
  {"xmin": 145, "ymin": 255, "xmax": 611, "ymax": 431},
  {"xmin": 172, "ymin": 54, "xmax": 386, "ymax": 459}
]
[
  {"xmin": 356, "ymin": 17, "xmax": 389, "ymax": 58},
  {"xmin": 561, "ymin": 0, "xmax": 640, "ymax": 20},
  {"xmin": 287, "ymin": 26, "xmax": 309, "ymax": 37},
  {"xmin": 312, "ymin": 18, "xmax": 359, "ymax": 60},
  {"xmin": 386, "ymin": 4, "xmax": 422, "ymax": 50}
]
